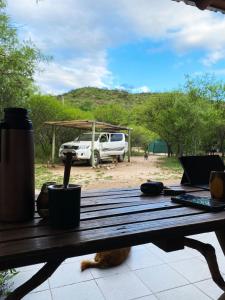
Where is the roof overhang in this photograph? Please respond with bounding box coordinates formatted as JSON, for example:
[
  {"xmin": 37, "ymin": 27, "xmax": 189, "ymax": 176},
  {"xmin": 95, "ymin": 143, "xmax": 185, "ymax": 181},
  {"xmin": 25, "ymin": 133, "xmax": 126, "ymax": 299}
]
[
  {"xmin": 45, "ymin": 120, "xmax": 132, "ymax": 131},
  {"xmin": 172, "ymin": 0, "xmax": 225, "ymax": 13}
]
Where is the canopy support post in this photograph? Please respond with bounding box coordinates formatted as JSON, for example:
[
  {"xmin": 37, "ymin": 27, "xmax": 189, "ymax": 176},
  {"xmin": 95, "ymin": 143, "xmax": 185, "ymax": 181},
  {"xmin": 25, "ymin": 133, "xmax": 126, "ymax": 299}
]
[
  {"xmin": 51, "ymin": 126, "xmax": 56, "ymax": 165},
  {"xmin": 128, "ymin": 129, "xmax": 131, "ymax": 163},
  {"xmin": 91, "ymin": 122, "xmax": 96, "ymax": 167}
]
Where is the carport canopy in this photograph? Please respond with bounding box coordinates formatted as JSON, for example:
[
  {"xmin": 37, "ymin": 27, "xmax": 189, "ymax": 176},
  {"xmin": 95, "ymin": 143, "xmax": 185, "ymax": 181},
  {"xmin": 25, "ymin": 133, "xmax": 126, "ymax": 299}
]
[{"xmin": 45, "ymin": 120, "xmax": 132, "ymax": 167}]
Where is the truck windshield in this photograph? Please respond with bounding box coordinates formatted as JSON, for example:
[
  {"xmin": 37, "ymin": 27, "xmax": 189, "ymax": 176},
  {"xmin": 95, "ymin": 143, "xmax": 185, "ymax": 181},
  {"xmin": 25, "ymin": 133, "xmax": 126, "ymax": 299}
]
[{"xmin": 76, "ymin": 134, "xmax": 100, "ymax": 141}]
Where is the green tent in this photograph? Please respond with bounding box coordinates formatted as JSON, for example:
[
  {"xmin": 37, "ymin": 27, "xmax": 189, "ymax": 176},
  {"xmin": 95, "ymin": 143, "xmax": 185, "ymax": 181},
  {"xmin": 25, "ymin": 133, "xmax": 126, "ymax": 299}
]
[{"xmin": 148, "ymin": 139, "xmax": 168, "ymax": 154}]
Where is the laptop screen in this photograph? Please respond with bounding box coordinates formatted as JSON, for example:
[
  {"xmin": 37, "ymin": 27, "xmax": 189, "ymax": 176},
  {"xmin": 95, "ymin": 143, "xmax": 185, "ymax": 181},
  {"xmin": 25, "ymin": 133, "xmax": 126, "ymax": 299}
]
[{"xmin": 179, "ymin": 155, "xmax": 225, "ymax": 185}]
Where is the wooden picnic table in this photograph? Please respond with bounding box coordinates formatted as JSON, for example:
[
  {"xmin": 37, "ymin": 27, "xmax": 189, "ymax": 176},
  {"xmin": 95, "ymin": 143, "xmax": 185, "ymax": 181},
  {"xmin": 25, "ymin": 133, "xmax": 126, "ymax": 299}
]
[{"xmin": 1, "ymin": 185, "xmax": 225, "ymax": 299}]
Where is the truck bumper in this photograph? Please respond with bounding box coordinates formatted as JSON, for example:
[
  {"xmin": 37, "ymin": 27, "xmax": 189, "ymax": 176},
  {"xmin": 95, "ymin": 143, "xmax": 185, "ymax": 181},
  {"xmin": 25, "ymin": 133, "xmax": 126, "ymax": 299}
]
[{"xmin": 59, "ymin": 149, "xmax": 91, "ymax": 161}]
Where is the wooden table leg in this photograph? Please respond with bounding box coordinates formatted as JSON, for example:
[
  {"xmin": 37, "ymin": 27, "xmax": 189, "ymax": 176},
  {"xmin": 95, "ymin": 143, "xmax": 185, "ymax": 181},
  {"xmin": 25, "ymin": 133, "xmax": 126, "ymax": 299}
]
[
  {"xmin": 184, "ymin": 237, "xmax": 225, "ymax": 291},
  {"xmin": 6, "ymin": 258, "xmax": 65, "ymax": 300}
]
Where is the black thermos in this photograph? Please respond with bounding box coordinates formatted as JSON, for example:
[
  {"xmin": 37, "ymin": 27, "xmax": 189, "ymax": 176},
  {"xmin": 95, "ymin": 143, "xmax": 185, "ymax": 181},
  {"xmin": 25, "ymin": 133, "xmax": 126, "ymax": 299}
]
[{"xmin": 0, "ymin": 108, "xmax": 35, "ymax": 222}]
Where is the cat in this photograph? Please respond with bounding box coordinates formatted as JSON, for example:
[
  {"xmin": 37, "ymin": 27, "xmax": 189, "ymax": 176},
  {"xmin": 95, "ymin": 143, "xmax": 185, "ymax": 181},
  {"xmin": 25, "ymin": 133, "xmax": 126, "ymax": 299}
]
[{"xmin": 81, "ymin": 247, "xmax": 131, "ymax": 271}]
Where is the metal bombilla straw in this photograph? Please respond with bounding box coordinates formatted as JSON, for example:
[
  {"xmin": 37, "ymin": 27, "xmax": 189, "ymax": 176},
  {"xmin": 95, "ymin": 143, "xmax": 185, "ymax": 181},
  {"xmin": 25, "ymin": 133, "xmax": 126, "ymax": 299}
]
[{"xmin": 63, "ymin": 152, "xmax": 74, "ymax": 189}]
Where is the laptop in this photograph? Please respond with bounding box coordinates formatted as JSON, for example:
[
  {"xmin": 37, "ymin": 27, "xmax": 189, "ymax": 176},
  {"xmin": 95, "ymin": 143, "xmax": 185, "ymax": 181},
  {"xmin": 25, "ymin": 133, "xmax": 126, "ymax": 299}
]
[{"xmin": 179, "ymin": 155, "xmax": 225, "ymax": 190}]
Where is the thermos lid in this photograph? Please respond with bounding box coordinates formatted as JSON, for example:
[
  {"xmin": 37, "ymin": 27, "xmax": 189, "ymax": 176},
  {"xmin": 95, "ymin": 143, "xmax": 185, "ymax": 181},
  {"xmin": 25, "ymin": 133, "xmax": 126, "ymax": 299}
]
[
  {"xmin": 1, "ymin": 107, "xmax": 33, "ymax": 130},
  {"xmin": 4, "ymin": 107, "xmax": 28, "ymax": 115}
]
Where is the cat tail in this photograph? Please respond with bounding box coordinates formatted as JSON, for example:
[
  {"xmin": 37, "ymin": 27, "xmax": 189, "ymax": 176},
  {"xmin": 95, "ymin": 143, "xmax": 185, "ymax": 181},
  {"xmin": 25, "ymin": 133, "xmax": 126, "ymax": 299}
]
[{"xmin": 81, "ymin": 260, "xmax": 101, "ymax": 271}]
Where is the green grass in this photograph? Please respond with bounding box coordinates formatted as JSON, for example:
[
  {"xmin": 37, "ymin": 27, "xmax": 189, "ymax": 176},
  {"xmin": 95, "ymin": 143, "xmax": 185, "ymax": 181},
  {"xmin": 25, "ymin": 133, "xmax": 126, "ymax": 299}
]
[
  {"xmin": 156, "ymin": 157, "xmax": 183, "ymax": 173},
  {"xmin": 103, "ymin": 176, "xmax": 113, "ymax": 180},
  {"xmin": 131, "ymin": 151, "xmax": 145, "ymax": 157},
  {"xmin": 35, "ymin": 165, "xmax": 62, "ymax": 189}
]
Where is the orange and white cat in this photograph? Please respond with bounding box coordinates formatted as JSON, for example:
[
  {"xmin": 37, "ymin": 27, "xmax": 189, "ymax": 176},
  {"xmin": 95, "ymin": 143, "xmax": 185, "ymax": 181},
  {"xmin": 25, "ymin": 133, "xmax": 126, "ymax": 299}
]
[{"xmin": 81, "ymin": 247, "xmax": 131, "ymax": 271}]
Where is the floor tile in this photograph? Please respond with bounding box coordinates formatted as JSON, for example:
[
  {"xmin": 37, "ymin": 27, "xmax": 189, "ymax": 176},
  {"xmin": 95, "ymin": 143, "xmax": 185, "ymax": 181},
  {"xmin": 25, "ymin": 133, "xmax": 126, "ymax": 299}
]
[
  {"xmin": 169, "ymin": 257, "xmax": 211, "ymax": 283},
  {"xmin": 135, "ymin": 264, "xmax": 188, "ymax": 293},
  {"xmin": 126, "ymin": 246, "xmax": 164, "ymax": 270},
  {"xmin": 194, "ymin": 279, "xmax": 225, "ymax": 299},
  {"xmin": 51, "ymin": 280, "xmax": 104, "ymax": 300},
  {"xmin": 24, "ymin": 290, "xmax": 52, "ymax": 300},
  {"xmin": 96, "ymin": 271, "xmax": 151, "ymax": 300},
  {"xmin": 9, "ymin": 270, "xmax": 49, "ymax": 293},
  {"xmin": 90, "ymin": 261, "xmax": 130, "ymax": 279},
  {"xmin": 133, "ymin": 295, "xmax": 158, "ymax": 300},
  {"xmin": 191, "ymin": 232, "xmax": 218, "ymax": 245},
  {"xmin": 49, "ymin": 261, "xmax": 93, "ymax": 288},
  {"xmin": 146, "ymin": 244, "xmax": 196, "ymax": 263},
  {"xmin": 156, "ymin": 284, "xmax": 211, "ymax": 300},
  {"xmin": 16, "ymin": 263, "xmax": 44, "ymax": 273}
]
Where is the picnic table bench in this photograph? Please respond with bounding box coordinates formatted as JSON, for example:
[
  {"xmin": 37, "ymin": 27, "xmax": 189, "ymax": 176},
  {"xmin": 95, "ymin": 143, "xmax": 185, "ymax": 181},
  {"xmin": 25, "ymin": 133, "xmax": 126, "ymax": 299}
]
[{"xmin": 1, "ymin": 185, "xmax": 225, "ymax": 299}]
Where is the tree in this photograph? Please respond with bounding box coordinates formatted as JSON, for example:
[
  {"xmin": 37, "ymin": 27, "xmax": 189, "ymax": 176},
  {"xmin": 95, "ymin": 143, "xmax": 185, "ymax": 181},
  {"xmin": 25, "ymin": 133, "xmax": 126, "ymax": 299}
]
[
  {"xmin": 0, "ymin": 0, "xmax": 44, "ymax": 115},
  {"xmin": 184, "ymin": 74, "xmax": 225, "ymax": 102},
  {"xmin": 184, "ymin": 74, "xmax": 225, "ymax": 156},
  {"xmin": 201, "ymin": 102, "xmax": 225, "ymax": 156},
  {"xmin": 94, "ymin": 103, "xmax": 129, "ymax": 125},
  {"xmin": 143, "ymin": 92, "xmax": 203, "ymax": 156}
]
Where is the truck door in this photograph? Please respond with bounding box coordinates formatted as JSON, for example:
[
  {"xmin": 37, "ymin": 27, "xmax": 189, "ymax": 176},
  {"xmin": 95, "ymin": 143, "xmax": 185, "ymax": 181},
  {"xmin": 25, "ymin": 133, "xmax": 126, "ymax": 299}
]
[
  {"xmin": 99, "ymin": 134, "xmax": 110, "ymax": 158},
  {"xmin": 109, "ymin": 133, "xmax": 124, "ymax": 155}
]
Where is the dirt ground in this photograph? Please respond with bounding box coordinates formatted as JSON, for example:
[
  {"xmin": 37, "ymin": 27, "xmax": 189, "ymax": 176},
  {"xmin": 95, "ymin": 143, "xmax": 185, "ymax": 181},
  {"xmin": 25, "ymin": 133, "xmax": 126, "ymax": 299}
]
[{"xmin": 44, "ymin": 156, "xmax": 182, "ymax": 190}]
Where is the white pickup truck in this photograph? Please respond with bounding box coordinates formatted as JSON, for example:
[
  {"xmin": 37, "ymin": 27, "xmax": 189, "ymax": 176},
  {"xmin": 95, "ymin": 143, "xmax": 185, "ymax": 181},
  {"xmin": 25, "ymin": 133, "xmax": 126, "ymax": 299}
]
[{"xmin": 59, "ymin": 132, "xmax": 128, "ymax": 166}]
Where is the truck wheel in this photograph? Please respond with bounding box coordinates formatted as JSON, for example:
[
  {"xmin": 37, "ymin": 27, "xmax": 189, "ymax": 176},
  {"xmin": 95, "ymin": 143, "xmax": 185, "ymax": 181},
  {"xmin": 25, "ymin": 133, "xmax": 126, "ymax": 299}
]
[
  {"xmin": 118, "ymin": 153, "xmax": 125, "ymax": 162},
  {"xmin": 89, "ymin": 150, "xmax": 100, "ymax": 167}
]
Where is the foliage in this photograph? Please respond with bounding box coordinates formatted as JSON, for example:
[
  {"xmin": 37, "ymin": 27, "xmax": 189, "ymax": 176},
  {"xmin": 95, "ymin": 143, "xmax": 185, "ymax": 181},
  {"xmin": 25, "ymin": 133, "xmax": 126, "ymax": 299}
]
[
  {"xmin": 137, "ymin": 75, "xmax": 225, "ymax": 157},
  {"xmin": 184, "ymin": 74, "xmax": 225, "ymax": 102},
  {"xmin": 25, "ymin": 95, "xmax": 94, "ymax": 161},
  {"xmin": 142, "ymin": 92, "xmax": 202, "ymax": 156},
  {"xmin": 94, "ymin": 103, "xmax": 129, "ymax": 125},
  {"xmin": 0, "ymin": 0, "xmax": 45, "ymax": 115},
  {"xmin": 0, "ymin": 269, "xmax": 18, "ymax": 297},
  {"xmin": 130, "ymin": 125, "xmax": 157, "ymax": 151},
  {"xmin": 62, "ymin": 87, "xmax": 157, "ymax": 110},
  {"xmin": 184, "ymin": 74, "xmax": 225, "ymax": 156}
]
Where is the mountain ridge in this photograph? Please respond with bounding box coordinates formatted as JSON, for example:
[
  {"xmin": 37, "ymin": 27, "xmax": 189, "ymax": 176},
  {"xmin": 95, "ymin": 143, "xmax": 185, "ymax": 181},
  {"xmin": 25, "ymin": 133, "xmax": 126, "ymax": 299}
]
[{"xmin": 58, "ymin": 87, "xmax": 161, "ymax": 110}]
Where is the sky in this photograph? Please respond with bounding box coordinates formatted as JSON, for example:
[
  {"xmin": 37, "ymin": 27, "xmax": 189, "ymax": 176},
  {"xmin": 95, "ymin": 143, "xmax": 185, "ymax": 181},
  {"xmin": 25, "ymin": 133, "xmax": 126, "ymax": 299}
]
[{"xmin": 5, "ymin": 0, "xmax": 225, "ymax": 95}]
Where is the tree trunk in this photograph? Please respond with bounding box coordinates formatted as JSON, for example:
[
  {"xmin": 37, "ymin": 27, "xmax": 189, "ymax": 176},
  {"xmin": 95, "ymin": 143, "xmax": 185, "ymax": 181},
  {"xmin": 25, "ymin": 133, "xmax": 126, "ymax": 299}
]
[
  {"xmin": 219, "ymin": 134, "xmax": 225, "ymax": 157},
  {"xmin": 166, "ymin": 142, "xmax": 172, "ymax": 157}
]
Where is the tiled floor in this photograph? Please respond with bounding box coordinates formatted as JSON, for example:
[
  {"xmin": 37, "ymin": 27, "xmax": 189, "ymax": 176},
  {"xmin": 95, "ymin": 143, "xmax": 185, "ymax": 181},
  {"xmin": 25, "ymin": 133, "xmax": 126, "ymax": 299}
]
[{"xmin": 11, "ymin": 232, "xmax": 225, "ymax": 299}]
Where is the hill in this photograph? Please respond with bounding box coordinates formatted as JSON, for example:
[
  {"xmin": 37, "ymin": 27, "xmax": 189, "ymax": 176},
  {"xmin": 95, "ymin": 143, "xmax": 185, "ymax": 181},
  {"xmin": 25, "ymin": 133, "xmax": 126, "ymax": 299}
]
[{"xmin": 59, "ymin": 87, "xmax": 159, "ymax": 110}]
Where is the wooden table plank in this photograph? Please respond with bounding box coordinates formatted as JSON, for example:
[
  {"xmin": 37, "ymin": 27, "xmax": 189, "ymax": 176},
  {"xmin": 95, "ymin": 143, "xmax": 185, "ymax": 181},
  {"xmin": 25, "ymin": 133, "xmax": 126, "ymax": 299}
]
[
  {"xmin": 81, "ymin": 201, "xmax": 179, "ymax": 220},
  {"xmin": 0, "ymin": 197, "xmax": 174, "ymax": 231},
  {"xmin": 1, "ymin": 209, "xmax": 225, "ymax": 270},
  {"xmin": 81, "ymin": 185, "xmax": 205, "ymax": 198},
  {"xmin": 80, "ymin": 200, "xmax": 160, "ymax": 212},
  {"xmin": 0, "ymin": 206, "xmax": 205, "ymax": 243}
]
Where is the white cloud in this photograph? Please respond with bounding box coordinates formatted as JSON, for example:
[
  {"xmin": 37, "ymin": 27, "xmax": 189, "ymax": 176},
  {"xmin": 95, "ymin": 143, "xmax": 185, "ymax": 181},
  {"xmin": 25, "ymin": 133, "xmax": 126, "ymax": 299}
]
[
  {"xmin": 6, "ymin": 0, "xmax": 225, "ymax": 93},
  {"xmin": 35, "ymin": 53, "xmax": 113, "ymax": 95},
  {"xmin": 118, "ymin": 0, "xmax": 225, "ymax": 57},
  {"xmin": 201, "ymin": 49, "xmax": 225, "ymax": 66},
  {"xmin": 114, "ymin": 84, "xmax": 150, "ymax": 94},
  {"xmin": 130, "ymin": 86, "xmax": 151, "ymax": 93}
]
